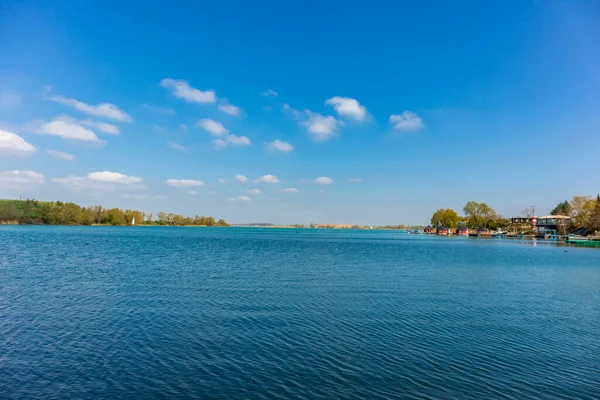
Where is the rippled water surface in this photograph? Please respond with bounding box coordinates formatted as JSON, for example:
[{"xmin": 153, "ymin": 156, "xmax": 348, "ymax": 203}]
[{"xmin": 2, "ymin": 226, "xmax": 600, "ymax": 399}]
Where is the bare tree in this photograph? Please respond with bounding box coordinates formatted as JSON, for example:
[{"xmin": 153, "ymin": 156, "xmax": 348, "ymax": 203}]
[{"xmin": 520, "ymin": 207, "xmax": 534, "ymax": 218}]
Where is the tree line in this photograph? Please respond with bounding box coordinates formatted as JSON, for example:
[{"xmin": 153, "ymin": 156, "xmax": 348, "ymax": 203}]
[
  {"xmin": 429, "ymin": 195, "xmax": 600, "ymax": 234},
  {"xmin": 547, "ymin": 195, "xmax": 600, "ymax": 233},
  {"xmin": 430, "ymin": 201, "xmax": 509, "ymax": 230},
  {"xmin": 0, "ymin": 199, "xmax": 229, "ymax": 227}
]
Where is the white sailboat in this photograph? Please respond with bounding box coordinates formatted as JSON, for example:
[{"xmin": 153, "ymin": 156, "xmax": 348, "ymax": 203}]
[{"xmin": 132, "ymin": 216, "xmax": 135, "ymax": 226}]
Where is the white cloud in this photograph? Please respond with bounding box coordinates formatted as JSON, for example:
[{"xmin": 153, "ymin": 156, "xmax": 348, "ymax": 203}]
[
  {"xmin": 247, "ymin": 188, "xmax": 261, "ymax": 194},
  {"xmin": 262, "ymin": 89, "xmax": 278, "ymax": 97},
  {"xmin": 88, "ymin": 171, "xmax": 143, "ymax": 184},
  {"xmin": 281, "ymin": 187, "xmax": 299, "ymax": 193},
  {"xmin": 196, "ymin": 119, "xmax": 228, "ymax": 136},
  {"xmin": 325, "ymin": 97, "xmax": 367, "ymax": 121},
  {"xmin": 283, "ymin": 103, "xmax": 301, "ymax": 119},
  {"xmin": 28, "ymin": 116, "xmax": 101, "ymax": 142},
  {"xmin": 347, "ymin": 177, "xmax": 362, "ymax": 183},
  {"xmin": 254, "ymin": 174, "xmax": 279, "ymax": 184},
  {"xmin": 168, "ymin": 141, "xmax": 191, "ymax": 152},
  {"xmin": 0, "ymin": 130, "xmax": 36, "ymax": 156},
  {"xmin": 48, "ymin": 94, "xmax": 131, "ymax": 122},
  {"xmin": 153, "ymin": 124, "xmax": 167, "ymax": 132},
  {"xmin": 45, "ymin": 148, "xmax": 75, "ymax": 161},
  {"xmin": 80, "ymin": 119, "xmax": 120, "ymax": 134},
  {"xmin": 160, "ymin": 78, "xmax": 216, "ymax": 104},
  {"xmin": 315, "ymin": 177, "xmax": 334, "ymax": 185},
  {"xmin": 53, "ymin": 175, "xmax": 112, "ymax": 190},
  {"xmin": 389, "ymin": 111, "xmax": 423, "ymax": 131},
  {"xmin": 218, "ymin": 178, "xmax": 227, "ymax": 184},
  {"xmin": 265, "ymin": 139, "xmax": 294, "ymax": 153},
  {"xmin": 143, "ymin": 103, "xmax": 176, "ymax": 115},
  {"xmin": 218, "ymin": 104, "xmax": 241, "ymax": 116},
  {"xmin": 53, "ymin": 174, "xmax": 146, "ymax": 191},
  {"xmin": 179, "ymin": 124, "xmax": 188, "ymax": 130},
  {"xmin": 303, "ymin": 112, "xmax": 340, "ymax": 141},
  {"xmin": 165, "ymin": 179, "xmax": 205, "ymax": 187},
  {"xmin": 122, "ymin": 194, "xmax": 148, "ymax": 199},
  {"xmin": 187, "ymin": 190, "xmax": 197, "ymax": 195},
  {"xmin": 0, "ymin": 170, "xmax": 44, "ymax": 186},
  {"xmin": 0, "ymin": 91, "xmax": 21, "ymax": 109},
  {"xmin": 237, "ymin": 195, "xmax": 251, "ymax": 202},
  {"xmin": 234, "ymin": 175, "xmax": 248, "ymax": 183},
  {"xmin": 213, "ymin": 134, "xmax": 251, "ymax": 148}
]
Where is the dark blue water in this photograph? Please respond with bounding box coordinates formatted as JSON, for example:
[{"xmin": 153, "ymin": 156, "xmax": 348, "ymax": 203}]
[{"xmin": 1, "ymin": 226, "xmax": 599, "ymax": 399}]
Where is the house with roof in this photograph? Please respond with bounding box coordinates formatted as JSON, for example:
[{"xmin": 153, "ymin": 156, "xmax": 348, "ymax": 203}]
[
  {"xmin": 437, "ymin": 226, "xmax": 450, "ymax": 236},
  {"xmin": 456, "ymin": 226, "xmax": 469, "ymax": 236}
]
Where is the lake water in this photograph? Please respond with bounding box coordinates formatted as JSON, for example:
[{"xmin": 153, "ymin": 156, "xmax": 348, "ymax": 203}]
[{"xmin": 1, "ymin": 226, "xmax": 599, "ymax": 399}]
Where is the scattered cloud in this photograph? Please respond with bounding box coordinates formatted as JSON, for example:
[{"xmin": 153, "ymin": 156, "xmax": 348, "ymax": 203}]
[
  {"xmin": 53, "ymin": 175, "xmax": 113, "ymax": 190},
  {"xmin": 88, "ymin": 171, "xmax": 142, "ymax": 184},
  {"xmin": 26, "ymin": 116, "xmax": 102, "ymax": 142},
  {"xmin": 389, "ymin": 111, "xmax": 423, "ymax": 131},
  {"xmin": 48, "ymin": 93, "xmax": 132, "ymax": 122},
  {"xmin": 0, "ymin": 170, "xmax": 44, "ymax": 186},
  {"xmin": 196, "ymin": 118, "xmax": 228, "ymax": 136},
  {"xmin": 168, "ymin": 141, "xmax": 191, "ymax": 152},
  {"xmin": 262, "ymin": 89, "xmax": 278, "ymax": 97},
  {"xmin": 347, "ymin": 177, "xmax": 362, "ymax": 183},
  {"xmin": 218, "ymin": 104, "xmax": 241, "ymax": 116},
  {"xmin": 283, "ymin": 103, "xmax": 301, "ymax": 119},
  {"xmin": 45, "ymin": 148, "xmax": 75, "ymax": 161},
  {"xmin": 81, "ymin": 119, "xmax": 120, "ymax": 134},
  {"xmin": 281, "ymin": 188, "xmax": 299, "ymax": 193},
  {"xmin": 325, "ymin": 97, "xmax": 367, "ymax": 121},
  {"xmin": 265, "ymin": 139, "xmax": 294, "ymax": 153},
  {"xmin": 315, "ymin": 177, "xmax": 334, "ymax": 185},
  {"xmin": 165, "ymin": 179, "xmax": 205, "ymax": 187},
  {"xmin": 160, "ymin": 78, "xmax": 216, "ymax": 104},
  {"xmin": 254, "ymin": 174, "xmax": 279, "ymax": 184},
  {"xmin": 187, "ymin": 190, "xmax": 197, "ymax": 195},
  {"xmin": 122, "ymin": 194, "xmax": 148, "ymax": 199},
  {"xmin": 234, "ymin": 175, "xmax": 248, "ymax": 183},
  {"xmin": 53, "ymin": 173, "xmax": 147, "ymax": 191},
  {"xmin": 213, "ymin": 134, "xmax": 251, "ymax": 148},
  {"xmin": 155, "ymin": 195, "xmax": 167, "ymax": 199},
  {"xmin": 0, "ymin": 91, "xmax": 21, "ymax": 109},
  {"xmin": 179, "ymin": 124, "xmax": 188, "ymax": 130},
  {"xmin": 218, "ymin": 178, "xmax": 227, "ymax": 184},
  {"xmin": 303, "ymin": 112, "xmax": 340, "ymax": 141},
  {"xmin": 143, "ymin": 103, "xmax": 176, "ymax": 115},
  {"xmin": 0, "ymin": 130, "xmax": 36, "ymax": 156},
  {"xmin": 227, "ymin": 195, "xmax": 251, "ymax": 203},
  {"xmin": 153, "ymin": 124, "xmax": 167, "ymax": 132},
  {"xmin": 247, "ymin": 188, "xmax": 261, "ymax": 194}
]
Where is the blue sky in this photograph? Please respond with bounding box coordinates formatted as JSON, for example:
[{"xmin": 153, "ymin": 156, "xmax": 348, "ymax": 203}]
[{"xmin": 1, "ymin": 0, "xmax": 599, "ymax": 224}]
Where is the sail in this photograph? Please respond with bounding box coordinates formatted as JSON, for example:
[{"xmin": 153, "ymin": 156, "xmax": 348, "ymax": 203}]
[{"xmin": 132, "ymin": 216, "xmax": 135, "ymax": 226}]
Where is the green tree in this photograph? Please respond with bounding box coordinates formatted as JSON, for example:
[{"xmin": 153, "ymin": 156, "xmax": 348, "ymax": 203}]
[
  {"xmin": 570, "ymin": 196, "xmax": 595, "ymax": 228},
  {"xmin": 106, "ymin": 208, "xmax": 127, "ymax": 225},
  {"xmin": 431, "ymin": 208, "xmax": 461, "ymax": 228},
  {"xmin": 590, "ymin": 195, "xmax": 600, "ymax": 232},
  {"xmin": 463, "ymin": 201, "xmax": 497, "ymax": 228},
  {"xmin": 550, "ymin": 200, "xmax": 571, "ymax": 216}
]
